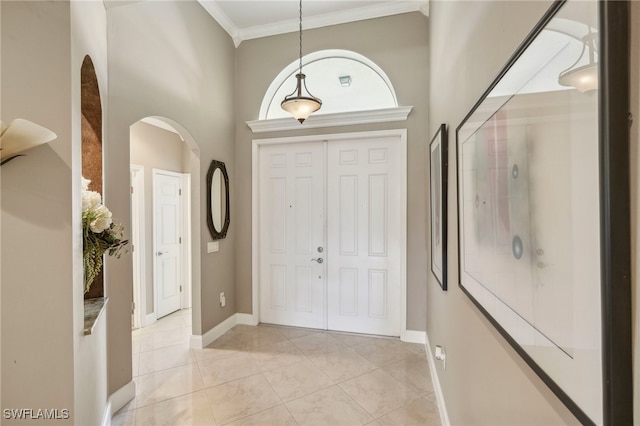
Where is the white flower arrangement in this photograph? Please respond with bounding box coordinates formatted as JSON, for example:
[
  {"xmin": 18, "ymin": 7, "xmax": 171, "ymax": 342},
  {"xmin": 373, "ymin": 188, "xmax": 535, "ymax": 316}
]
[{"xmin": 82, "ymin": 177, "xmax": 128, "ymax": 294}]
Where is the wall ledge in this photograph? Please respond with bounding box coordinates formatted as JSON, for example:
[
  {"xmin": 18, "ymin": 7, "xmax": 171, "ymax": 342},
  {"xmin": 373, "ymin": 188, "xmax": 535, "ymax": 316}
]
[
  {"xmin": 84, "ymin": 297, "xmax": 108, "ymax": 335},
  {"xmin": 246, "ymin": 106, "xmax": 413, "ymax": 133}
]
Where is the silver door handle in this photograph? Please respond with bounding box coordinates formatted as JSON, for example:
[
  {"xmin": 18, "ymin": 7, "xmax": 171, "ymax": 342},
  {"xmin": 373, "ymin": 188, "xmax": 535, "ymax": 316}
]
[{"xmin": 311, "ymin": 258, "xmax": 324, "ymax": 264}]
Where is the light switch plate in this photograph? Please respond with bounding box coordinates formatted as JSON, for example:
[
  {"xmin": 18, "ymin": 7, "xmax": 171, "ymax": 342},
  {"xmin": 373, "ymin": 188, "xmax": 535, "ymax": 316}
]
[{"xmin": 207, "ymin": 241, "xmax": 219, "ymax": 253}]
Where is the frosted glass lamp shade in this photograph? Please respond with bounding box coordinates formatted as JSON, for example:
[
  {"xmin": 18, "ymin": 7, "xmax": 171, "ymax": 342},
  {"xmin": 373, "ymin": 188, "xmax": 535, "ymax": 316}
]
[
  {"xmin": 281, "ymin": 73, "xmax": 322, "ymax": 123},
  {"xmin": 558, "ymin": 63, "xmax": 598, "ymax": 93}
]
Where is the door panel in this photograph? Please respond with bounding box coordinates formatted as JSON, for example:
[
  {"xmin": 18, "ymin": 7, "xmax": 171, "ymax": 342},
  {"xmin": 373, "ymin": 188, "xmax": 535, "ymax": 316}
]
[
  {"xmin": 259, "ymin": 142, "xmax": 325, "ymax": 329},
  {"xmin": 154, "ymin": 172, "xmax": 182, "ymax": 318},
  {"xmin": 327, "ymin": 137, "xmax": 402, "ymax": 336}
]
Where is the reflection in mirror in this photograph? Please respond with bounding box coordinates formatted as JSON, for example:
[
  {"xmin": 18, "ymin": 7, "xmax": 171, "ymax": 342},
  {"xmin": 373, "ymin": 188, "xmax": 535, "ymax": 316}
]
[
  {"xmin": 212, "ymin": 168, "xmax": 223, "ymax": 231},
  {"xmin": 207, "ymin": 160, "xmax": 230, "ymax": 240}
]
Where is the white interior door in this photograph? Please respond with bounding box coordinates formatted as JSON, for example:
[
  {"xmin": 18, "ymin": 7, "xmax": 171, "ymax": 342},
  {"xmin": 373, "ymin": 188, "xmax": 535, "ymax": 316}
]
[
  {"xmin": 259, "ymin": 142, "xmax": 326, "ymax": 329},
  {"xmin": 327, "ymin": 137, "xmax": 403, "ymax": 336},
  {"xmin": 154, "ymin": 170, "xmax": 183, "ymax": 319}
]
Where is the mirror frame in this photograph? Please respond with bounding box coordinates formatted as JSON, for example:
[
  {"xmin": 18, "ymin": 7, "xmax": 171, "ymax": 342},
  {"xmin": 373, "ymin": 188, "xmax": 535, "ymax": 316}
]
[{"xmin": 206, "ymin": 159, "xmax": 230, "ymax": 240}]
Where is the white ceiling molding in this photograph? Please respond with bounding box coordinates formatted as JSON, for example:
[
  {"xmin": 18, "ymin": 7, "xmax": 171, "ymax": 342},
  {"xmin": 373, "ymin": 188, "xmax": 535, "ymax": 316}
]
[
  {"xmin": 197, "ymin": 1, "xmax": 429, "ymax": 47},
  {"xmin": 197, "ymin": 1, "xmax": 243, "ymax": 47},
  {"xmin": 246, "ymin": 106, "xmax": 413, "ymax": 133}
]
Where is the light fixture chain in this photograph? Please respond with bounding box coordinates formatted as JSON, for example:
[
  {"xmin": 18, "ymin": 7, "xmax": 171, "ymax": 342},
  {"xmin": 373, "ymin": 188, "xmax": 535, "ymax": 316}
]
[{"xmin": 299, "ymin": 0, "xmax": 303, "ymax": 74}]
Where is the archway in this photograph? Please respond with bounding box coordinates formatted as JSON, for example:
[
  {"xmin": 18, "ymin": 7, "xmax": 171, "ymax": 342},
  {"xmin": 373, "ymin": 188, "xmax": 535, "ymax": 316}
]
[
  {"xmin": 129, "ymin": 117, "xmax": 200, "ymax": 331},
  {"xmin": 81, "ymin": 55, "xmax": 104, "ymax": 300}
]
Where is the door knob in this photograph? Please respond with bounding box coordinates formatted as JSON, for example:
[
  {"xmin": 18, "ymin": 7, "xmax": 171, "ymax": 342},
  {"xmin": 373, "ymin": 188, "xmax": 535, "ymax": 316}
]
[{"xmin": 311, "ymin": 258, "xmax": 324, "ymax": 264}]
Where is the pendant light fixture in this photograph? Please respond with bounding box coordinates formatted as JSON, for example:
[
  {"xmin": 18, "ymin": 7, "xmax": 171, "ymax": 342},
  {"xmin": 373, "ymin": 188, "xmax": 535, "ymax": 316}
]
[
  {"xmin": 281, "ymin": 0, "xmax": 322, "ymax": 123},
  {"xmin": 558, "ymin": 28, "xmax": 598, "ymax": 93}
]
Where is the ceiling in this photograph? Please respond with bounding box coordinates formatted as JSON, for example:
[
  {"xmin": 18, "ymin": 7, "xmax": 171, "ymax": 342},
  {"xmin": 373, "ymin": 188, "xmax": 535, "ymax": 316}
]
[{"xmin": 196, "ymin": 0, "xmax": 429, "ymax": 46}]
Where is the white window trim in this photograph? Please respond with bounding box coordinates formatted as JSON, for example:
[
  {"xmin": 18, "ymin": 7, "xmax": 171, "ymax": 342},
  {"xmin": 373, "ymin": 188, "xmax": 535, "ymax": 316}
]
[
  {"xmin": 260, "ymin": 49, "xmax": 400, "ymax": 119},
  {"xmin": 247, "ymin": 105, "xmax": 413, "ymax": 133}
]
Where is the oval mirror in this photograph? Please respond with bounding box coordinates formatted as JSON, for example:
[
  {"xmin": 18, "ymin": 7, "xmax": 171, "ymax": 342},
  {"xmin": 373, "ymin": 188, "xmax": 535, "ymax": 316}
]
[{"xmin": 206, "ymin": 160, "xmax": 230, "ymax": 240}]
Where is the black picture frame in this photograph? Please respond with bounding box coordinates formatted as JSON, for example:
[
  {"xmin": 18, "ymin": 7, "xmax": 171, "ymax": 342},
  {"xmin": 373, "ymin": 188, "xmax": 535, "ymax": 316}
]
[
  {"xmin": 455, "ymin": 1, "xmax": 631, "ymax": 424},
  {"xmin": 206, "ymin": 159, "xmax": 230, "ymax": 240},
  {"xmin": 429, "ymin": 123, "xmax": 448, "ymax": 290}
]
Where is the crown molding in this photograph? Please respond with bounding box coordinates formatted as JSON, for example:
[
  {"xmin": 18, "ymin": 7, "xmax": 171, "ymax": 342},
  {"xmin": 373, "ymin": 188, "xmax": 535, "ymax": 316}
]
[
  {"xmin": 246, "ymin": 106, "xmax": 413, "ymax": 133},
  {"xmin": 198, "ymin": 1, "xmax": 429, "ymax": 47},
  {"xmin": 197, "ymin": 0, "xmax": 243, "ymax": 47}
]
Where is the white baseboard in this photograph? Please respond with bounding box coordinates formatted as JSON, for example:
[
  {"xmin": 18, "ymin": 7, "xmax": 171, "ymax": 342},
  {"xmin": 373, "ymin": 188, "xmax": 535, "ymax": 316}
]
[
  {"xmin": 424, "ymin": 332, "xmax": 451, "ymax": 426},
  {"xmin": 236, "ymin": 313, "xmax": 258, "ymax": 326},
  {"xmin": 401, "ymin": 329, "xmax": 426, "ymax": 344},
  {"xmin": 190, "ymin": 314, "xmax": 239, "ymax": 349},
  {"xmin": 101, "ymin": 380, "xmax": 136, "ymax": 426},
  {"xmin": 144, "ymin": 313, "xmax": 156, "ymax": 327}
]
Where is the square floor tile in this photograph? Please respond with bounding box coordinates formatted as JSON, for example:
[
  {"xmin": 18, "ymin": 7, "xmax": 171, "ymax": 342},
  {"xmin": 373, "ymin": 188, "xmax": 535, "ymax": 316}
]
[
  {"xmin": 138, "ymin": 343, "xmax": 194, "ymax": 375},
  {"xmin": 382, "ymin": 354, "xmax": 433, "ymax": 395},
  {"xmin": 310, "ymin": 347, "xmax": 377, "ymax": 383},
  {"xmin": 133, "ymin": 390, "xmax": 216, "ymax": 426},
  {"xmin": 205, "ymin": 374, "xmax": 281, "ymax": 425},
  {"xmin": 226, "ymin": 405, "xmax": 297, "ymax": 426},
  {"xmin": 290, "ymin": 332, "xmax": 346, "ymax": 357},
  {"xmin": 263, "ymin": 359, "xmax": 334, "ymax": 401},
  {"xmin": 339, "ymin": 369, "xmax": 420, "ymax": 418},
  {"xmin": 135, "ymin": 364, "xmax": 204, "ymax": 408},
  {"xmin": 352, "ymin": 338, "xmax": 412, "ymax": 367},
  {"xmin": 285, "ymin": 385, "xmax": 372, "ymax": 426},
  {"xmin": 373, "ymin": 394, "xmax": 441, "ymax": 425},
  {"xmin": 249, "ymin": 340, "xmax": 306, "ymax": 372},
  {"xmin": 198, "ymin": 352, "xmax": 260, "ymax": 387},
  {"xmin": 330, "ymin": 332, "xmax": 375, "ymax": 347},
  {"xmin": 135, "ymin": 327, "xmax": 190, "ymax": 353}
]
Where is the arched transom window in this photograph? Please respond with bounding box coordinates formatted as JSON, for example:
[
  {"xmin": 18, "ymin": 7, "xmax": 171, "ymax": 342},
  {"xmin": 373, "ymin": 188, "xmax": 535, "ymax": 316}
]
[{"xmin": 260, "ymin": 49, "xmax": 398, "ymax": 120}]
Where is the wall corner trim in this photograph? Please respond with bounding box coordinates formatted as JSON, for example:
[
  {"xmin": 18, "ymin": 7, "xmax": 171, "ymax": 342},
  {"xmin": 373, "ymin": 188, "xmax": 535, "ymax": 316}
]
[
  {"xmin": 246, "ymin": 106, "xmax": 413, "ymax": 133},
  {"xmin": 102, "ymin": 380, "xmax": 136, "ymax": 426},
  {"xmin": 425, "ymin": 332, "xmax": 451, "ymax": 426}
]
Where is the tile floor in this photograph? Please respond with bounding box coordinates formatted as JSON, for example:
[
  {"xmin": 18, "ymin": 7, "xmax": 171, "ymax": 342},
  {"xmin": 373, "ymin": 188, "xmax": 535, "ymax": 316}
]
[{"xmin": 113, "ymin": 309, "xmax": 441, "ymax": 425}]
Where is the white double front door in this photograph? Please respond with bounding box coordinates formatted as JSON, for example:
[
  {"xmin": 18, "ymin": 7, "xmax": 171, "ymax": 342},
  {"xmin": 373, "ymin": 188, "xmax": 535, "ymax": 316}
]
[{"xmin": 258, "ymin": 133, "xmax": 404, "ymax": 336}]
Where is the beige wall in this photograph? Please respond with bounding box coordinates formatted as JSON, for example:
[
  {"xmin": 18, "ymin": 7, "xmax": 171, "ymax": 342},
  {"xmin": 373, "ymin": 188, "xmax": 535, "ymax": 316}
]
[
  {"xmin": 428, "ymin": 1, "xmax": 637, "ymax": 424},
  {"xmin": 234, "ymin": 12, "xmax": 430, "ymax": 331},
  {"xmin": 106, "ymin": 0, "xmax": 236, "ymax": 392},
  {"xmin": 130, "ymin": 121, "xmax": 188, "ymax": 316},
  {"xmin": 1, "ymin": 1, "xmax": 75, "ymax": 423}
]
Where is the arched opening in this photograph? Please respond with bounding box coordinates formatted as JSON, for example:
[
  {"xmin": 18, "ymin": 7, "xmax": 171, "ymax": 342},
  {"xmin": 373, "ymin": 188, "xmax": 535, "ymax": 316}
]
[
  {"xmin": 129, "ymin": 117, "xmax": 200, "ymax": 337},
  {"xmin": 261, "ymin": 49, "xmax": 398, "ymax": 120},
  {"xmin": 81, "ymin": 55, "xmax": 104, "ymax": 300}
]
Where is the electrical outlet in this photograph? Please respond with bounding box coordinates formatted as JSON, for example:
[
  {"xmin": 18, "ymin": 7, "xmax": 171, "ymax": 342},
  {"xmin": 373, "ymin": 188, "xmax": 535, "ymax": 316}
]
[
  {"xmin": 435, "ymin": 345, "xmax": 446, "ymax": 370},
  {"xmin": 219, "ymin": 292, "xmax": 226, "ymax": 307}
]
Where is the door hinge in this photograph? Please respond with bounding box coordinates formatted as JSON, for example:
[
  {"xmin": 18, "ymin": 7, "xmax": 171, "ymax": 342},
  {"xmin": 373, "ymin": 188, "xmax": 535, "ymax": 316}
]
[
  {"xmin": 179, "ymin": 189, "xmax": 182, "ymax": 196},
  {"xmin": 180, "ymin": 285, "xmax": 183, "ymax": 292},
  {"xmin": 130, "ymin": 186, "xmax": 134, "ymax": 194},
  {"xmin": 131, "ymin": 302, "xmax": 135, "ymax": 314},
  {"xmin": 179, "ymin": 237, "xmax": 182, "ymax": 244},
  {"xmin": 131, "ymin": 244, "xmax": 135, "ymax": 253}
]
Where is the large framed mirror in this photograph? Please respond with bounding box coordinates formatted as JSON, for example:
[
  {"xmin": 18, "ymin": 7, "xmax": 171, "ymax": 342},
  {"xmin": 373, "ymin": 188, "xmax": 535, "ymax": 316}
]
[{"xmin": 206, "ymin": 159, "xmax": 230, "ymax": 240}]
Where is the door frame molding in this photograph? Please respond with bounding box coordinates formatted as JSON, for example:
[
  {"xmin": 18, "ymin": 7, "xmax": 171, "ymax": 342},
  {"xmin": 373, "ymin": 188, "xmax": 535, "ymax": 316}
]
[
  {"xmin": 131, "ymin": 164, "xmax": 146, "ymax": 329},
  {"xmin": 251, "ymin": 129, "xmax": 408, "ymax": 336}
]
